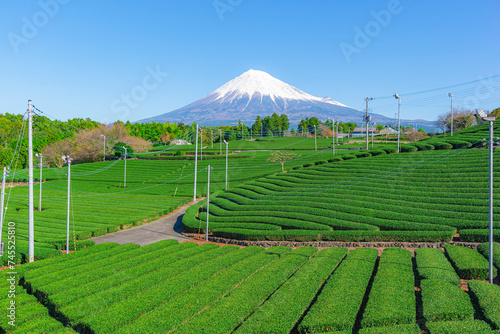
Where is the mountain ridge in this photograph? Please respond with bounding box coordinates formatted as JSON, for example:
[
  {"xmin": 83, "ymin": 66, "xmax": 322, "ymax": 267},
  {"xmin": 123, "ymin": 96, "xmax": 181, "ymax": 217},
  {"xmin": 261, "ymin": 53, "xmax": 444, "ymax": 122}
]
[{"xmin": 137, "ymin": 70, "xmax": 435, "ymax": 130}]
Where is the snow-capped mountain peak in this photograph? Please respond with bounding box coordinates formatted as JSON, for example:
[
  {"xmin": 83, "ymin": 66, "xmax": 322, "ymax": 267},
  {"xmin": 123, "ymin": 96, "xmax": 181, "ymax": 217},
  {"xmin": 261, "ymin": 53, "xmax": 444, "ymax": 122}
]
[{"xmin": 210, "ymin": 69, "xmax": 347, "ymax": 108}]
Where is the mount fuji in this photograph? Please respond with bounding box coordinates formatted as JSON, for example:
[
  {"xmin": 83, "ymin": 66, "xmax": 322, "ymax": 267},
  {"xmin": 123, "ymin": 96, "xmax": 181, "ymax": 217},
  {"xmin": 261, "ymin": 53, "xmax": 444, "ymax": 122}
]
[{"xmin": 138, "ymin": 69, "xmax": 431, "ymax": 128}]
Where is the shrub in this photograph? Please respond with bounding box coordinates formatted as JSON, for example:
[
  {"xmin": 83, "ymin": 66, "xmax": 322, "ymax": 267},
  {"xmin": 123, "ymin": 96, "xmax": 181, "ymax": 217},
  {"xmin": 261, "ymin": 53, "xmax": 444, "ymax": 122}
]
[
  {"xmin": 369, "ymin": 149, "xmax": 387, "ymax": 156},
  {"xmin": 444, "ymin": 244, "xmax": 497, "ymax": 280},
  {"xmin": 342, "ymin": 155, "xmax": 357, "ymax": 160},
  {"xmin": 441, "ymin": 139, "xmax": 472, "ymax": 149},
  {"xmin": 303, "ymin": 163, "xmax": 314, "ymax": 167},
  {"xmin": 421, "ymin": 279, "xmax": 475, "ymax": 322},
  {"xmin": 354, "ymin": 152, "xmax": 372, "ymax": 158},
  {"xmin": 298, "ymin": 248, "xmax": 378, "ymax": 333},
  {"xmin": 328, "ymin": 157, "xmax": 344, "ymax": 162},
  {"xmin": 460, "ymin": 229, "xmax": 500, "ymax": 243},
  {"xmin": 400, "ymin": 145, "xmax": 418, "ymax": 153},
  {"xmin": 53, "ymin": 240, "xmax": 95, "ymax": 251},
  {"xmin": 412, "ymin": 142, "xmax": 435, "ymax": 151},
  {"xmin": 383, "ymin": 147, "xmax": 398, "ymax": 154},
  {"xmin": 468, "ymin": 280, "xmax": 500, "ymax": 329},
  {"xmin": 415, "ymin": 248, "xmax": 460, "ymax": 285},
  {"xmin": 315, "ymin": 160, "xmax": 328, "ymax": 165},
  {"xmin": 426, "ymin": 320, "xmax": 494, "ymax": 334},
  {"xmin": 428, "ymin": 142, "xmax": 453, "ymax": 150},
  {"xmin": 477, "ymin": 242, "xmax": 500, "ymax": 272},
  {"xmin": 361, "ymin": 248, "xmax": 416, "ymax": 328},
  {"xmin": 236, "ymin": 248, "xmax": 347, "ymax": 333},
  {"xmin": 358, "ymin": 324, "xmax": 421, "ymax": 334}
]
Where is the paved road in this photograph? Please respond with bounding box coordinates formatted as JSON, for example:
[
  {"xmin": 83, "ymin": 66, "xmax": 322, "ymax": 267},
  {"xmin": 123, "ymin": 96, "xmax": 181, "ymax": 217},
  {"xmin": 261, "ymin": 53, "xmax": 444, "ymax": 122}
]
[{"xmin": 92, "ymin": 200, "xmax": 201, "ymax": 246}]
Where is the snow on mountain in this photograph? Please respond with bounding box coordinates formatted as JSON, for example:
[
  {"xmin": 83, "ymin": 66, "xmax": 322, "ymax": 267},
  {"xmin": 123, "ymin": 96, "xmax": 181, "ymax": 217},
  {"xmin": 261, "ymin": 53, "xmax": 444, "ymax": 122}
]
[
  {"xmin": 210, "ymin": 69, "xmax": 348, "ymax": 108},
  {"xmin": 137, "ymin": 69, "xmax": 435, "ymax": 129}
]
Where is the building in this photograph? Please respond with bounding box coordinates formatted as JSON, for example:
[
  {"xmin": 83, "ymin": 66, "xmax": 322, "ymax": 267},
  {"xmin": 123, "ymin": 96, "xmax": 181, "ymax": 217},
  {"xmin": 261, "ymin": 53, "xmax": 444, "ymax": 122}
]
[
  {"xmin": 170, "ymin": 139, "xmax": 189, "ymax": 145},
  {"xmin": 350, "ymin": 127, "xmax": 380, "ymax": 138}
]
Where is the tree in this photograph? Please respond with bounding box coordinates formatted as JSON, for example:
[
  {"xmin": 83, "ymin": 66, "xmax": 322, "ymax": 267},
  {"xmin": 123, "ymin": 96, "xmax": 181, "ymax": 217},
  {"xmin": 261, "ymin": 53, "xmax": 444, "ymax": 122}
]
[
  {"xmin": 435, "ymin": 113, "xmax": 448, "ymax": 135},
  {"xmin": 251, "ymin": 116, "xmax": 262, "ymax": 137},
  {"xmin": 436, "ymin": 109, "xmax": 475, "ymax": 134},
  {"xmin": 405, "ymin": 129, "xmax": 427, "ymax": 143},
  {"xmin": 280, "ymin": 114, "xmax": 290, "ymax": 134},
  {"xmin": 490, "ymin": 107, "xmax": 500, "ymax": 118},
  {"xmin": 267, "ymin": 151, "xmax": 300, "ymax": 172},
  {"xmin": 113, "ymin": 142, "xmax": 133, "ymax": 158}
]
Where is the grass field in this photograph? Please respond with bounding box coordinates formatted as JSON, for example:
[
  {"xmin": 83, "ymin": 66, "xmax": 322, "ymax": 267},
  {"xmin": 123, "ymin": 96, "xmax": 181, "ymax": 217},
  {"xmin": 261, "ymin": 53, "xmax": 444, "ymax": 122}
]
[{"xmin": 1, "ymin": 241, "xmax": 498, "ymax": 334}]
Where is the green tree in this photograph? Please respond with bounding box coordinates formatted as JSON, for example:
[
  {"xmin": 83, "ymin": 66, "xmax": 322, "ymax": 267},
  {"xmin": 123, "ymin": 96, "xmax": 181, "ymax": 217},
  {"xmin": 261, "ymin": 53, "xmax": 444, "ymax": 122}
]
[{"xmin": 267, "ymin": 151, "xmax": 300, "ymax": 172}]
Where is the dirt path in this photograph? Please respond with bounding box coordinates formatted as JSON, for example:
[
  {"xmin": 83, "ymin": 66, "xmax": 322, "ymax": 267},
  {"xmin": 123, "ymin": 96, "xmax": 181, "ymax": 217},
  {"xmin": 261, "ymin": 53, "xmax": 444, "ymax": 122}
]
[{"xmin": 91, "ymin": 199, "xmax": 203, "ymax": 247}]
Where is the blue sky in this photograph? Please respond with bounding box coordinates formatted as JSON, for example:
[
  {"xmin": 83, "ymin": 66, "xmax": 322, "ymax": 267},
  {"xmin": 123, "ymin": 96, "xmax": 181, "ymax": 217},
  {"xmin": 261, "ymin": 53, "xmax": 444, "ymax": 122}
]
[{"xmin": 0, "ymin": 0, "xmax": 499, "ymax": 125}]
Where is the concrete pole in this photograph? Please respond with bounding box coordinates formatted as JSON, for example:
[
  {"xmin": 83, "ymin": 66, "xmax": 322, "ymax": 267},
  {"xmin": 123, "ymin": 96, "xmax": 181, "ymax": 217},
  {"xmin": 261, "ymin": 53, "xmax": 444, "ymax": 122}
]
[
  {"xmin": 314, "ymin": 125, "xmax": 317, "ymax": 151},
  {"xmin": 206, "ymin": 165, "xmax": 210, "ymax": 241},
  {"xmin": 123, "ymin": 147, "xmax": 127, "ymax": 188},
  {"xmin": 193, "ymin": 125, "xmax": 198, "ymax": 201},
  {"xmin": 38, "ymin": 154, "xmax": 42, "ymax": 211},
  {"xmin": 488, "ymin": 120, "xmax": 494, "ymax": 284},
  {"xmin": 0, "ymin": 167, "xmax": 6, "ymax": 248},
  {"xmin": 28, "ymin": 100, "xmax": 35, "ymax": 263},
  {"xmin": 66, "ymin": 158, "xmax": 71, "ymax": 253}
]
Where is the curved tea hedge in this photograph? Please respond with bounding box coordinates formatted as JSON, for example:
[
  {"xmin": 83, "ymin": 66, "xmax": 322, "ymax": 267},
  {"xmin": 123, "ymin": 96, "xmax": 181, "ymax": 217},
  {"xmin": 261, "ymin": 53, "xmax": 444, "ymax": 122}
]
[{"xmin": 185, "ymin": 148, "xmax": 499, "ymax": 242}]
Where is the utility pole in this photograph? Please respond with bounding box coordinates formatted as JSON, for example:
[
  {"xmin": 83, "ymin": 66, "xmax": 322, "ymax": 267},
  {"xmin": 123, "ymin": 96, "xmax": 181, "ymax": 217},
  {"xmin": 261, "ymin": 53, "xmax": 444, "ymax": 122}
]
[
  {"xmin": 336, "ymin": 123, "xmax": 339, "ymax": 145},
  {"xmin": 394, "ymin": 94, "xmax": 401, "ymax": 153},
  {"xmin": 206, "ymin": 165, "xmax": 211, "ymax": 241},
  {"xmin": 211, "ymin": 130, "xmax": 213, "ymax": 149},
  {"xmin": 62, "ymin": 155, "xmax": 72, "ymax": 254},
  {"xmin": 331, "ymin": 118, "xmax": 335, "ymax": 156},
  {"xmin": 218, "ymin": 129, "xmax": 222, "ymax": 155},
  {"xmin": 101, "ymin": 134, "xmax": 106, "ymax": 161},
  {"xmin": 36, "ymin": 153, "xmax": 43, "ymax": 211},
  {"xmin": 123, "ymin": 147, "xmax": 127, "ymax": 188},
  {"xmin": 313, "ymin": 125, "xmax": 317, "ymax": 151},
  {"xmin": 372, "ymin": 123, "xmax": 376, "ymax": 149},
  {"xmin": 365, "ymin": 97, "xmax": 373, "ymax": 150},
  {"xmin": 194, "ymin": 124, "xmax": 198, "ymax": 201},
  {"xmin": 224, "ymin": 140, "xmax": 228, "ymax": 190},
  {"xmin": 0, "ymin": 167, "xmax": 7, "ymax": 253},
  {"xmin": 448, "ymin": 93, "xmax": 454, "ymax": 136},
  {"xmin": 28, "ymin": 100, "xmax": 34, "ymax": 263}
]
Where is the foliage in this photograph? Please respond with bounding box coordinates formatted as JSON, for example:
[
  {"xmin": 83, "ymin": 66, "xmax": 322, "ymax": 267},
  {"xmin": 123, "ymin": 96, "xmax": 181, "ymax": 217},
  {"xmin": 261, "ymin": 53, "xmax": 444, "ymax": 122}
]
[
  {"xmin": 436, "ymin": 109, "xmax": 476, "ymax": 134},
  {"xmin": 468, "ymin": 280, "xmax": 500, "ymax": 330},
  {"xmin": 415, "ymin": 248, "xmax": 460, "ymax": 285},
  {"xmin": 405, "ymin": 129, "xmax": 428, "ymax": 142},
  {"xmin": 298, "ymin": 248, "xmax": 377, "ymax": 333},
  {"xmin": 235, "ymin": 247, "xmax": 347, "ymax": 334},
  {"xmin": 477, "ymin": 242, "xmax": 500, "ymax": 272},
  {"xmin": 421, "ymin": 279, "xmax": 475, "ymax": 322},
  {"xmin": 425, "ymin": 320, "xmax": 494, "ymax": 334},
  {"xmin": 444, "ymin": 244, "xmax": 496, "ymax": 280},
  {"xmin": 267, "ymin": 150, "xmax": 300, "ymax": 172},
  {"xmin": 361, "ymin": 248, "xmax": 416, "ymax": 328},
  {"xmin": 461, "ymin": 230, "xmax": 500, "ymax": 243}
]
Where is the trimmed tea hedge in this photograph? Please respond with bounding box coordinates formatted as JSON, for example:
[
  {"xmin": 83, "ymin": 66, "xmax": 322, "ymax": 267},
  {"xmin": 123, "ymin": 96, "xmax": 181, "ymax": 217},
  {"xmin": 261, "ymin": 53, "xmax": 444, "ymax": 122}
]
[
  {"xmin": 421, "ymin": 279, "xmax": 475, "ymax": 322},
  {"xmin": 173, "ymin": 247, "xmax": 318, "ymax": 334},
  {"xmin": 460, "ymin": 229, "xmax": 500, "ymax": 243},
  {"xmin": 213, "ymin": 228, "xmax": 455, "ymax": 242},
  {"xmin": 415, "ymin": 248, "xmax": 460, "ymax": 285},
  {"xmin": 298, "ymin": 248, "xmax": 378, "ymax": 333},
  {"xmin": 468, "ymin": 280, "xmax": 500, "ymax": 329},
  {"xmin": 444, "ymin": 244, "xmax": 497, "ymax": 280},
  {"xmin": 477, "ymin": 242, "xmax": 500, "ymax": 272},
  {"xmin": 358, "ymin": 324, "xmax": 421, "ymax": 334},
  {"xmin": 361, "ymin": 248, "xmax": 416, "ymax": 328},
  {"xmin": 426, "ymin": 320, "xmax": 494, "ymax": 334},
  {"xmin": 235, "ymin": 247, "xmax": 348, "ymax": 333}
]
